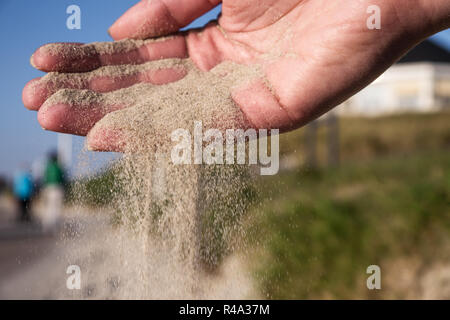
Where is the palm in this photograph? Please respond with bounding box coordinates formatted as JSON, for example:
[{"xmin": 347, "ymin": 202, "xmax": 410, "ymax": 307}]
[
  {"xmin": 23, "ymin": 0, "xmax": 429, "ymax": 151},
  {"xmin": 214, "ymin": 0, "xmax": 424, "ymax": 129}
]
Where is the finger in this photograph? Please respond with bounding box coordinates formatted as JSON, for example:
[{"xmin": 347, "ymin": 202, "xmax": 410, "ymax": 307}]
[
  {"xmin": 86, "ymin": 102, "xmax": 167, "ymax": 153},
  {"xmin": 86, "ymin": 109, "xmax": 137, "ymax": 152},
  {"xmin": 23, "ymin": 77, "xmax": 87, "ymax": 111},
  {"xmin": 109, "ymin": 0, "xmax": 221, "ymax": 40},
  {"xmin": 23, "ymin": 59, "xmax": 188, "ymax": 110},
  {"xmin": 31, "ymin": 36, "xmax": 187, "ymax": 73},
  {"xmin": 86, "ymin": 106, "xmax": 170, "ymax": 153},
  {"xmin": 37, "ymin": 89, "xmax": 132, "ymax": 136},
  {"xmin": 23, "ymin": 78, "xmax": 52, "ymax": 111},
  {"xmin": 89, "ymin": 63, "xmax": 187, "ymax": 92},
  {"xmin": 87, "ymin": 126, "xmax": 127, "ymax": 152}
]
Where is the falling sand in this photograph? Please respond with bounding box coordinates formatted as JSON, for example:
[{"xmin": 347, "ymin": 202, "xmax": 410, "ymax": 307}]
[{"xmin": 41, "ymin": 40, "xmax": 264, "ymax": 298}]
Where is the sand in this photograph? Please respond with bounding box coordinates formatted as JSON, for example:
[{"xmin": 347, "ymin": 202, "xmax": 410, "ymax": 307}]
[
  {"xmin": 43, "ymin": 40, "xmax": 263, "ymax": 298},
  {"xmin": 40, "ymin": 37, "xmax": 176, "ymax": 56},
  {"xmin": 41, "ymin": 58, "xmax": 186, "ymax": 92},
  {"xmin": 42, "ymin": 57, "xmax": 261, "ymax": 149},
  {"xmin": 0, "ymin": 208, "xmax": 259, "ymax": 299}
]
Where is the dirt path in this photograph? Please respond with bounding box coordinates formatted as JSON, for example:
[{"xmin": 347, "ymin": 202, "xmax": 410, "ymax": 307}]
[
  {"xmin": 0, "ymin": 195, "xmax": 59, "ymax": 293},
  {"xmin": 0, "ymin": 205, "xmax": 258, "ymax": 299}
]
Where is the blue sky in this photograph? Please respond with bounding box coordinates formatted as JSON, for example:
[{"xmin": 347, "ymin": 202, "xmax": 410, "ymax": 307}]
[{"xmin": 0, "ymin": 0, "xmax": 448, "ymax": 178}]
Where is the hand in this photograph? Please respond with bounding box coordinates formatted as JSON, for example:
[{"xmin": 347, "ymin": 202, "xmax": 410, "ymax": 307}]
[{"xmin": 23, "ymin": 0, "xmax": 450, "ymax": 151}]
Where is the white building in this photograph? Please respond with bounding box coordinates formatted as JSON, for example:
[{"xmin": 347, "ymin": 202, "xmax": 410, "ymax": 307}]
[{"xmin": 338, "ymin": 40, "xmax": 450, "ymax": 116}]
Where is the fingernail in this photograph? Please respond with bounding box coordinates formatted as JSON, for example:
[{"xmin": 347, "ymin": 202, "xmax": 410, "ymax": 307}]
[
  {"xmin": 30, "ymin": 53, "xmax": 37, "ymax": 68},
  {"xmin": 107, "ymin": 27, "xmax": 113, "ymax": 38}
]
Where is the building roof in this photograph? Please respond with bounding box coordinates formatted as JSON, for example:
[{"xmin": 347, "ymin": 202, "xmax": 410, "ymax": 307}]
[{"xmin": 398, "ymin": 39, "xmax": 450, "ymax": 63}]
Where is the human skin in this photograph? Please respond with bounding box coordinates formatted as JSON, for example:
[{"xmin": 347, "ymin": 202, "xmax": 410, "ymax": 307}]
[{"xmin": 23, "ymin": 0, "xmax": 450, "ymax": 151}]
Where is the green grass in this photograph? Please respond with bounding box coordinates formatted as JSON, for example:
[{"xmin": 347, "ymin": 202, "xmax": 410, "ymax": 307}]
[
  {"xmin": 66, "ymin": 164, "xmax": 120, "ymax": 207},
  {"xmin": 247, "ymin": 112, "xmax": 450, "ymax": 299},
  {"xmin": 279, "ymin": 111, "xmax": 450, "ymax": 165}
]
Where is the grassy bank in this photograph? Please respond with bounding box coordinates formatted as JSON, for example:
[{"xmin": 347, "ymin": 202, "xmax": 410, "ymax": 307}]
[
  {"xmin": 248, "ymin": 112, "xmax": 450, "ymax": 299},
  {"xmin": 279, "ymin": 111, "xmax": 450, "ymax": 165}
]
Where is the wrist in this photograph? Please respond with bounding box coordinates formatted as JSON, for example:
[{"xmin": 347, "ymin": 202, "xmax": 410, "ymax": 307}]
[
  {"xmin": 413, "ymin": 0, "xmax": 450, "ymax": 37},
  {"xmin": 380, "ymin": 0, "xmax": 449, "ymax": 49}
]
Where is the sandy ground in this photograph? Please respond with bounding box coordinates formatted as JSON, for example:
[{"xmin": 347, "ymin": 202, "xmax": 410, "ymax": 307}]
[
  {"xmin": 0, "ymin": 195, "xmax": 259, "ymax": 299},
  {"xmin": 0, "ymin": 194, "xmax": 58, "ymax": 290}
]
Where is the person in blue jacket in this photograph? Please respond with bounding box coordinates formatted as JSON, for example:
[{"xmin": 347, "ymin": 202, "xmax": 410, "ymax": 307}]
[{"xmin": 13, "ymin": 167, "xmax": 34, "ymax": 222}]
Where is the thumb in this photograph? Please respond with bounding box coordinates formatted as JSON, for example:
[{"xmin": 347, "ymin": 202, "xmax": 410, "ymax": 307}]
[{"xmin": 109, "ymin": 0, "xmax": 222, "ymax": 40}]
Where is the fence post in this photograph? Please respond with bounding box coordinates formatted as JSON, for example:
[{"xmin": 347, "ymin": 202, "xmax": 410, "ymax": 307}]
[
  {"xmin": 304, "ymin": 120, "xmax": 318, "ymax": 168},
  {"xmin": 326, "ymin": 112, "xmax": 340, "ymax": 167}
]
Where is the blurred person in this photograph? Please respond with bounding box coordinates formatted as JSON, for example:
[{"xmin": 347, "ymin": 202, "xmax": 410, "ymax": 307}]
[
  {"xmin": 41, "ymin": 151, "xmax": 65, "ymax": 231},
  {"xmin": 13, "ymin": 166, "xmax": 34, "ymax": 222}
]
